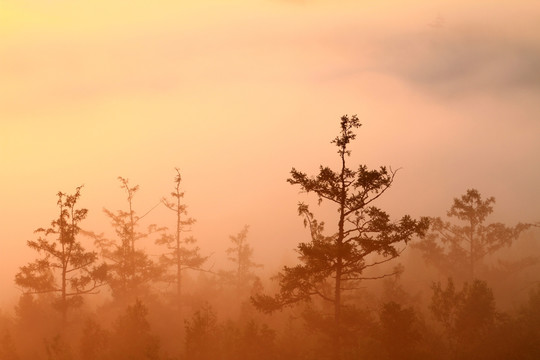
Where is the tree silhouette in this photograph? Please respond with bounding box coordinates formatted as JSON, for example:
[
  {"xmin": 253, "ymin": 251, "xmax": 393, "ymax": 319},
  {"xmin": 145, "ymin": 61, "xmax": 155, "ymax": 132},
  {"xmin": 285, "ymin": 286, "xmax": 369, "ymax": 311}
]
[
  {"xmin": 224, "ymin": 225, "xmax": 262, "ymax": 292},
  {"xmin": 94, "ymin": 177, "xmax": 163, "ymax": 300},
  {"xmin": 45, "ymin": 334, "xmax": 73, "ymax": 360},
  {"xmin": 415, "ymin": 189, "xmax": 531, "ymax": 280},
  {"xmin": 80, "ymin": 319, "xmax": 109, "ymax": 360},
  {"xmin": 157, "ymin": 168, "xmax": 207, "ymax": 312},
  {"xmin": 515, "ymin": 284, "xmax": 540, "ymax": 359},
  {"xmin": 430, "ymin": 278, "xmax": 498, "ymax": 359},
  {"xmin": 253, "ymin": 115, "xmax": 429, "ymax": 359},
  {"xmin": 184, "ymin": 304, "xmax": 218, "ymax": 360},
  {"xmin": 15, "ymin": 186, "xmax": 106, "ymax": 323},
  {"xmin": 379, "ymin": 302, "xmax": 422, "ymax": 360},
  {"xmin": 110, "ymin": 300, "xmax": 161, "ymax": 360},
  {"xmin": 13, "ymin": 293, "xmax": 57, "ymax": 359}
]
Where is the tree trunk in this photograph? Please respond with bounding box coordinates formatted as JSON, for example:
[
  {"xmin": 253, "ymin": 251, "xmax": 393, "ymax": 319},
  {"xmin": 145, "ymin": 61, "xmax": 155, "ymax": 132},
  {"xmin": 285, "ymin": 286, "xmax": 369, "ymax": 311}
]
[
  {"xmin": 469, "ymin": 221, "xmax": 475, "ymax": 280},
  {"xmin": 333, "ymin": 150, "xmax": 347, "ymax": 360},
  {"xmin": 61, "ymin": 265, "xmax": 67, "ymax": 326},
  {"xmin": 334, "ymin": 261, "xmax": 342, "ymax": 360},
  {"xmin": 176, "ymin": 192, "xmax": 182, "ymax": 315}
]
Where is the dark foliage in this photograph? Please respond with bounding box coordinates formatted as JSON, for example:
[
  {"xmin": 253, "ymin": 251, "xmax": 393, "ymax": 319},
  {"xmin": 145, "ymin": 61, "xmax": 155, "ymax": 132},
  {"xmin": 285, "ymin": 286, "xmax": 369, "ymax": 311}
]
[
  {"xmin": 15, "ymin": 187, "xmax": 106, "ymax": 322},
  {"xmin": 253, "ymin": 115, "xmax": 429, "ymax": 359},
  {"xmin": 415, "ymin": 189, "xmax": 532, "ymax": 280}
]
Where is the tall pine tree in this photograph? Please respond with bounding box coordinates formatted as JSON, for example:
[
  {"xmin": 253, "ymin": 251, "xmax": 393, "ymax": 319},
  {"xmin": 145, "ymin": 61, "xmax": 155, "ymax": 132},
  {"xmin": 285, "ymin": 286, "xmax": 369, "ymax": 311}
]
[{"xmin": 253, "ymin": 115, "xmax": 429, "ymax": 359}]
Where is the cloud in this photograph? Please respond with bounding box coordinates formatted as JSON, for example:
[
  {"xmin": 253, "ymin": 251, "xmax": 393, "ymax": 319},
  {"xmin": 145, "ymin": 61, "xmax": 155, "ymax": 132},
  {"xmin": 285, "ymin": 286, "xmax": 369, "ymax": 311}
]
[{"xmin": 372, "ymin": 26, "xmax": 540, "ymax": 97}]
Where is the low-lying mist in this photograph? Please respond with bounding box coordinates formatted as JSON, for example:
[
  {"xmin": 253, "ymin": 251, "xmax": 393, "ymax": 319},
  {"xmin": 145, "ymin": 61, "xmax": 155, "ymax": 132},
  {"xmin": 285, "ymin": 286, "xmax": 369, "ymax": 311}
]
[{"xmin": 1, "ymin": 118, "xmax": 539, "ymax": 360}]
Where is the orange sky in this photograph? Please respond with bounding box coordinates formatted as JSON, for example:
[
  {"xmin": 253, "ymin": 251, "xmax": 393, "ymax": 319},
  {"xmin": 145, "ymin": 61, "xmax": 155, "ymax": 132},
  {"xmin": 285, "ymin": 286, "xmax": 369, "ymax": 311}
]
[{"xmin": 1, "ymin": 0, "xmax": 540, "ymax": 306}]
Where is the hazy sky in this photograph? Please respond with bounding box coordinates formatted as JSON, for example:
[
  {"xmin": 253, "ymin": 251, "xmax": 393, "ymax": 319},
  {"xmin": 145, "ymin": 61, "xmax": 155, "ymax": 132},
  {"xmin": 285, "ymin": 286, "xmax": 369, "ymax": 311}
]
[{"xmin": 1, "ymin": 0, "xmax": 539, "ymax": 305}]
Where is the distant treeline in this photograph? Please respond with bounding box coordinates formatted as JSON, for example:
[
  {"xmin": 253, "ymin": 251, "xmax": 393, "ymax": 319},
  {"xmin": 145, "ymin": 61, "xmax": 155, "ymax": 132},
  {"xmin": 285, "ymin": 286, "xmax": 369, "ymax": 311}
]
[{"xmin": 1, "ymin": 116, "xmax": 539, "ymax": 360}]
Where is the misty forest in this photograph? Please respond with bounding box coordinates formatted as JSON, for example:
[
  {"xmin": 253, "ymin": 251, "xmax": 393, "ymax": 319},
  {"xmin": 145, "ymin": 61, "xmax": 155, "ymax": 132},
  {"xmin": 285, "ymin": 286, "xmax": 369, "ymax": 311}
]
[{"xmin": 0, "ymin": 116, "xmax": 539, "ymax": 360}]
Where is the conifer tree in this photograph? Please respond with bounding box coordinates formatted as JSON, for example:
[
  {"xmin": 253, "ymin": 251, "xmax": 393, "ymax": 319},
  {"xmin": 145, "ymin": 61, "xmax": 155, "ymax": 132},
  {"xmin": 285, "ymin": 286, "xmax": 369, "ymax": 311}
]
[
  {"xmin": 415, "ymin": 189, "xmax": 531, "ymax": 280},
  {"xmin": 15, "ymin": 186, "xmax": 106, "ymax": 323},
  {"xmin": 94, "ymin": 177, "xmax": 163, "ymax": 300},
  {"xmin": 157, "ymin": 169, "xmax": 206, "ymax": 311},
  {"xmin": 225, "ymin": 225, "xmax": 262, "ymax": 291},
  {"xmin": 110, "ymin": 300, "xmax": 160, "ymax": 360},
  {"xmin": 253, "ymin": 115, "xmax": 429, "ymax": 359}
]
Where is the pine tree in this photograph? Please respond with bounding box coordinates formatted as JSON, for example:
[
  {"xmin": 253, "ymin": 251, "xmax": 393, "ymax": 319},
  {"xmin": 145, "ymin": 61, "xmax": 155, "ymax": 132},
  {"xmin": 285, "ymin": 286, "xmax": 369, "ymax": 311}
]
[
  {"xmin": 157, "ymin": 168, "xmax": 207, "ymax": 312},
  {"xmin": 94, "ymin": 177, "xmax": 163, "ymax": 300},
  {"xmin": 15, "ymin": 186, "xmax": 106, "ymax": 323},
  {"xmin": 225, "ymin": 225, "xmax": 262, "ymax": 292},
  {"xmin": 110, "ymin": 300, "xmax": 160, "ymax": 360},
  {"xmin": 253, "ymin": 115, "xmax": 429, "ymax": 359},
  {"xmin": 415, "ymin": 189, "xmax": 531, "ymax": 280}
]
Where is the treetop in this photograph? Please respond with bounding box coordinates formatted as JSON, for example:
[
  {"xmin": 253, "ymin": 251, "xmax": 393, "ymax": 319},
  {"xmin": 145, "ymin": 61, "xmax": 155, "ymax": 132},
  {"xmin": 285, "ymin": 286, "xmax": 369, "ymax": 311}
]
[{"xmin": 332, "ymin": 114, "xmax": 361, "ymax": 157}]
